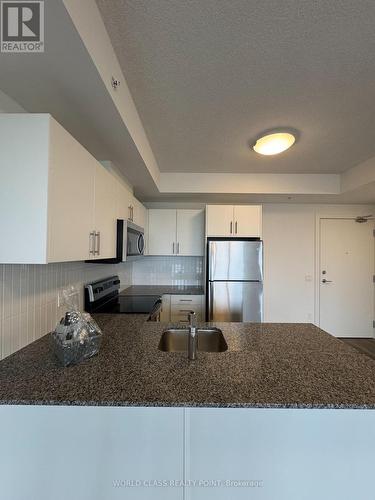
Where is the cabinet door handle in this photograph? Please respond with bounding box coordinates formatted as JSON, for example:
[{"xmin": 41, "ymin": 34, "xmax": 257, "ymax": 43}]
[
  {"xmin": 95, "ymin": 231, "xmax": 101, "ymax": 255},
  {"xmin": 230, "ymin": 221, "xmax": 233, "ymax": 234},
  {"xmin": 235, "ymin": 221, "xmax": 238, "ymax": 234},
  {"xmin": 172, "ymin": 242, "xmax": 175, "ymax": 254},
  {"xmin": 89, "ymin": 231, "xmax": 96, "ymax": 255}
]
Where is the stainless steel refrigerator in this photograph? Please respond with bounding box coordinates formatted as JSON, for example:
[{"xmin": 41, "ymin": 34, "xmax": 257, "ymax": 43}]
[{"xmin": 207, "ymin": 239, "xmax": 263, "ymax": 322}]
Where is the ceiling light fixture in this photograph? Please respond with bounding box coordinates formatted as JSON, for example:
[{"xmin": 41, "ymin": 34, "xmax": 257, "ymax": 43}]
[{"xmin": 253, "ymin": 132, "xmax": 295, "ymax": 156}]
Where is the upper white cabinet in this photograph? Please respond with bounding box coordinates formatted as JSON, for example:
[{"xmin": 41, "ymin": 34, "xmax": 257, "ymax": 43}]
[
  {"xmin": 205, "ymin": 205, "xmax": 234, "ymax": 237},
  {"xmin": 148, "ymin": 209, "xmax": 177, "ymax": 255},
  {"xmin": 132, "ymin": 197, "xmax": 147, "ymax": 229},
  {"xmin": 93, "ymin": 164, "xmax": 117, "ymax": 260},
  {"xmin": 116, "ymin": 182, "xmax": 133, "ymax": 221},
  {"xmin": 0, "ymin": 114, "xmax": 145, "ymax": 264},
  {"xmin": 116, "ymin": 183, "xmax": 147, "ymax": 229},
  {"xmin": 233, "ymin": 205, "xmax": 262, "ymax": 237},
  {"xmin": 148, "ymin": 209, "xmax": 205, "ymax": 256},
  {"xmin": 206, "ymin": 205, "xmax": 262, "ymax": 238},
  {"xmin": 176, "ymin": 210, "xmax": 205, "ymax": 256},
  {"xmin": 48, "ymin": 117, "xmax": 95, "ymax": 263}
]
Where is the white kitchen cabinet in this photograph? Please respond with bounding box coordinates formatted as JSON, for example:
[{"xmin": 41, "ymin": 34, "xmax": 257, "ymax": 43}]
[
  {"xmin": 93, "ymin": 164, "xmax": 117, "ymax": 260},
  {"xmin": 170, "ymin": 295, "xmax": 204, "ymax": 323},
  {"xmin": 0, "ymin": 405, "xmax": 184, "ymax": 500},
  {"xmin": 116, "ymin": 182, "xmax": 133, "ymax": 221},
  {"xmin": 160, "ymin": 295, "xmax": 205, "ymax": 323},
  {"xmin": 116, "ymin": 184, "xmax": 147, "ymax": 233},
  {"xmin": 233, "ymin": 205, "xmax": 262, "ymax": 237},
  {"xmin": 148, "ymin": 209, "xmax": 177, "ymax": 255},
  {"xmin": 160, "ymin": 295, "xmax": 171, "ymax": 322},
  {"xmin": 133, "ymin": 197, "xmax": 147, "ymax": 229},
  {"xmin": 148, "ymin": 209, "xmax": 204, "ymax": 256},
  {"xmin": 185, "ymin": 408, "xmax": 375, "ymax": 500},
  {"xmin": 206, "ymin": 205, "xmax": 262, "ymax": 238},
  {"xmin": 48, "ymin": 118, "xmax": 95, "ymax": 263},
  {"xmin": 205, "ymin": 205, "xmax": 234, "ymax": 237},
  {"xmin": 176, "ymin": 210, "xmax": 205, "ymax": 256},
  {"xmin": 0, "ymin": 114, "xmax": 125, "ymax": 263}
]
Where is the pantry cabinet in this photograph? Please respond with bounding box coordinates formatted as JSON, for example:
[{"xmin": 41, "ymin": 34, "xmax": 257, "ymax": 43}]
[
  {"xmin": 206, "ymin": 205, "xmax": 262, "ymax": 238},
  {"xmin": 148, "ymin": 209, "xmax": 205, "ymax": 256},
  {"xmin": 0, "ymin": 114, "xmax": 146, "ymax": 264}
]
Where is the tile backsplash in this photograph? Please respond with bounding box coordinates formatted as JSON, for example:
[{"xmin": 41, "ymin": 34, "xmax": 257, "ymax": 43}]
[
  {"xmin": 0, "ymin": 261, "xmax": 132, "ymax": 360},
  {"xmin": 0, "ymin": 256, "xmax": 203, "ymax": 361},
  {"xmin": 132, "ymin": 256, "xmax": 204, "ymax": 286}
]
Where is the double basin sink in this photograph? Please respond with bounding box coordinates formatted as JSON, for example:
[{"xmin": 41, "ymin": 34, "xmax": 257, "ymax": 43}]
[{"xmin": 159, "ymin": 327, "xmax": 228, "ymax": 353}]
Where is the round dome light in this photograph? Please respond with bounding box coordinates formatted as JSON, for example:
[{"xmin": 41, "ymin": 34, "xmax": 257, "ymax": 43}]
[{"xmin": 253, "ymin": 132, "xmax": 295, "ymax": 156}]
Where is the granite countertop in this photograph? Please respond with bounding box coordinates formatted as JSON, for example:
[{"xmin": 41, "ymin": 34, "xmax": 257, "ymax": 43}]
[
  {"xmin": 0, "ymin": 315, "xmax": 375, "ymax": 409},
  {"xmin": 120, "ymin": 285, "xmax": 204, "ymax": 296}
]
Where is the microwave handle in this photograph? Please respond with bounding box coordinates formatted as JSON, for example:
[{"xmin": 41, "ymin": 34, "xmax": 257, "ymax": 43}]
[{"xmin": 137, "ymin": 233, "xmax": 145, "ymax": 255}]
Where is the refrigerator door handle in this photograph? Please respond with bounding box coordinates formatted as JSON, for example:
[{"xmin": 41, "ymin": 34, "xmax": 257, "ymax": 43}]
[{"xmin": 208, "ymin": 282, "xmax": 214, "ymax": 321}]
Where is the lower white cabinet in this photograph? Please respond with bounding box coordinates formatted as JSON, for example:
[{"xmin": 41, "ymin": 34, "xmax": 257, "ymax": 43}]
[
  {"xmin": 1, "ymin": 406, "xmax": 374, "ymax": 500},
  {"xmin": 0, "ymin": 406, "xmax": 184, "ymax": 500},
  {"xmin": 184, "ymin": 408, "xmax": 375, "ymax": 500},
  {"xmin": 161, "ymin": 295, "xmax": 205, "ymax": 323},
  {"xmin": 160, "ymin": 295, "xmax": 172, "ymax": 322}
]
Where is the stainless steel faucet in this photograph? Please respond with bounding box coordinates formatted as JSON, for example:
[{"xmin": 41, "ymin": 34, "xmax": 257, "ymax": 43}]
[{"xmin": 188, "ymin": 311, "xmax": 197, "ymax": 360}]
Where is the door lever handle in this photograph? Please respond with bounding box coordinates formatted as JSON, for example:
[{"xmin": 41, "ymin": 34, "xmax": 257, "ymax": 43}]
[{"xmin": 322, "ymin": 279, "xmax": 333, "ymax": 283}]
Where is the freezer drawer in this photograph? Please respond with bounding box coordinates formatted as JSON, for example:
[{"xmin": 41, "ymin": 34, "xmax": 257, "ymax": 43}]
[
  {"xmin": 208, "ymin": 240, "xmax": 263, "ymax": 281},
  {"xmin": 208, "ymin": 281, "xmax": 263, "ymax": 322}
]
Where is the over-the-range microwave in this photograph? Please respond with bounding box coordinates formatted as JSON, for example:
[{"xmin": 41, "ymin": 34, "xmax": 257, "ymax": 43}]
[{"xmin": 86, "ymin": 219, "xmax": 145, "ymax": 264}]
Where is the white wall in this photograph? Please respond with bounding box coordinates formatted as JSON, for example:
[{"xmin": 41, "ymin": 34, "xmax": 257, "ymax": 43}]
[{"xmin": 263, "ymin": 204, "xmax": 375, "ymax": 323}]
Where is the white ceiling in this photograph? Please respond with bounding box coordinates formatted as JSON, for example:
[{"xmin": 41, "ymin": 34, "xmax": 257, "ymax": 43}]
[{"xmin": 96, "ymin": 0, "xmax": 375, "ymax": 175}]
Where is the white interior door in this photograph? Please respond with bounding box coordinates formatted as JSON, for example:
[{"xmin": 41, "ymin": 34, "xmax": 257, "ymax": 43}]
[{"xmin": 319, "ymin": 218, "xmax": 374, "ymax": 338}]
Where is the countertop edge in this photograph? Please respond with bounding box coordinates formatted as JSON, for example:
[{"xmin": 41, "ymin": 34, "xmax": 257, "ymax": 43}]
[{"xmin": 1, "ymin": 400, "xmax": 374, "ymax": 410}]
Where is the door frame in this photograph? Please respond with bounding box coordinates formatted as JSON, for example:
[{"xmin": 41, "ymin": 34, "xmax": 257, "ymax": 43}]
[{"xmin": 314, "ymin": 212, "xmax": 375, "ymax": 335}]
